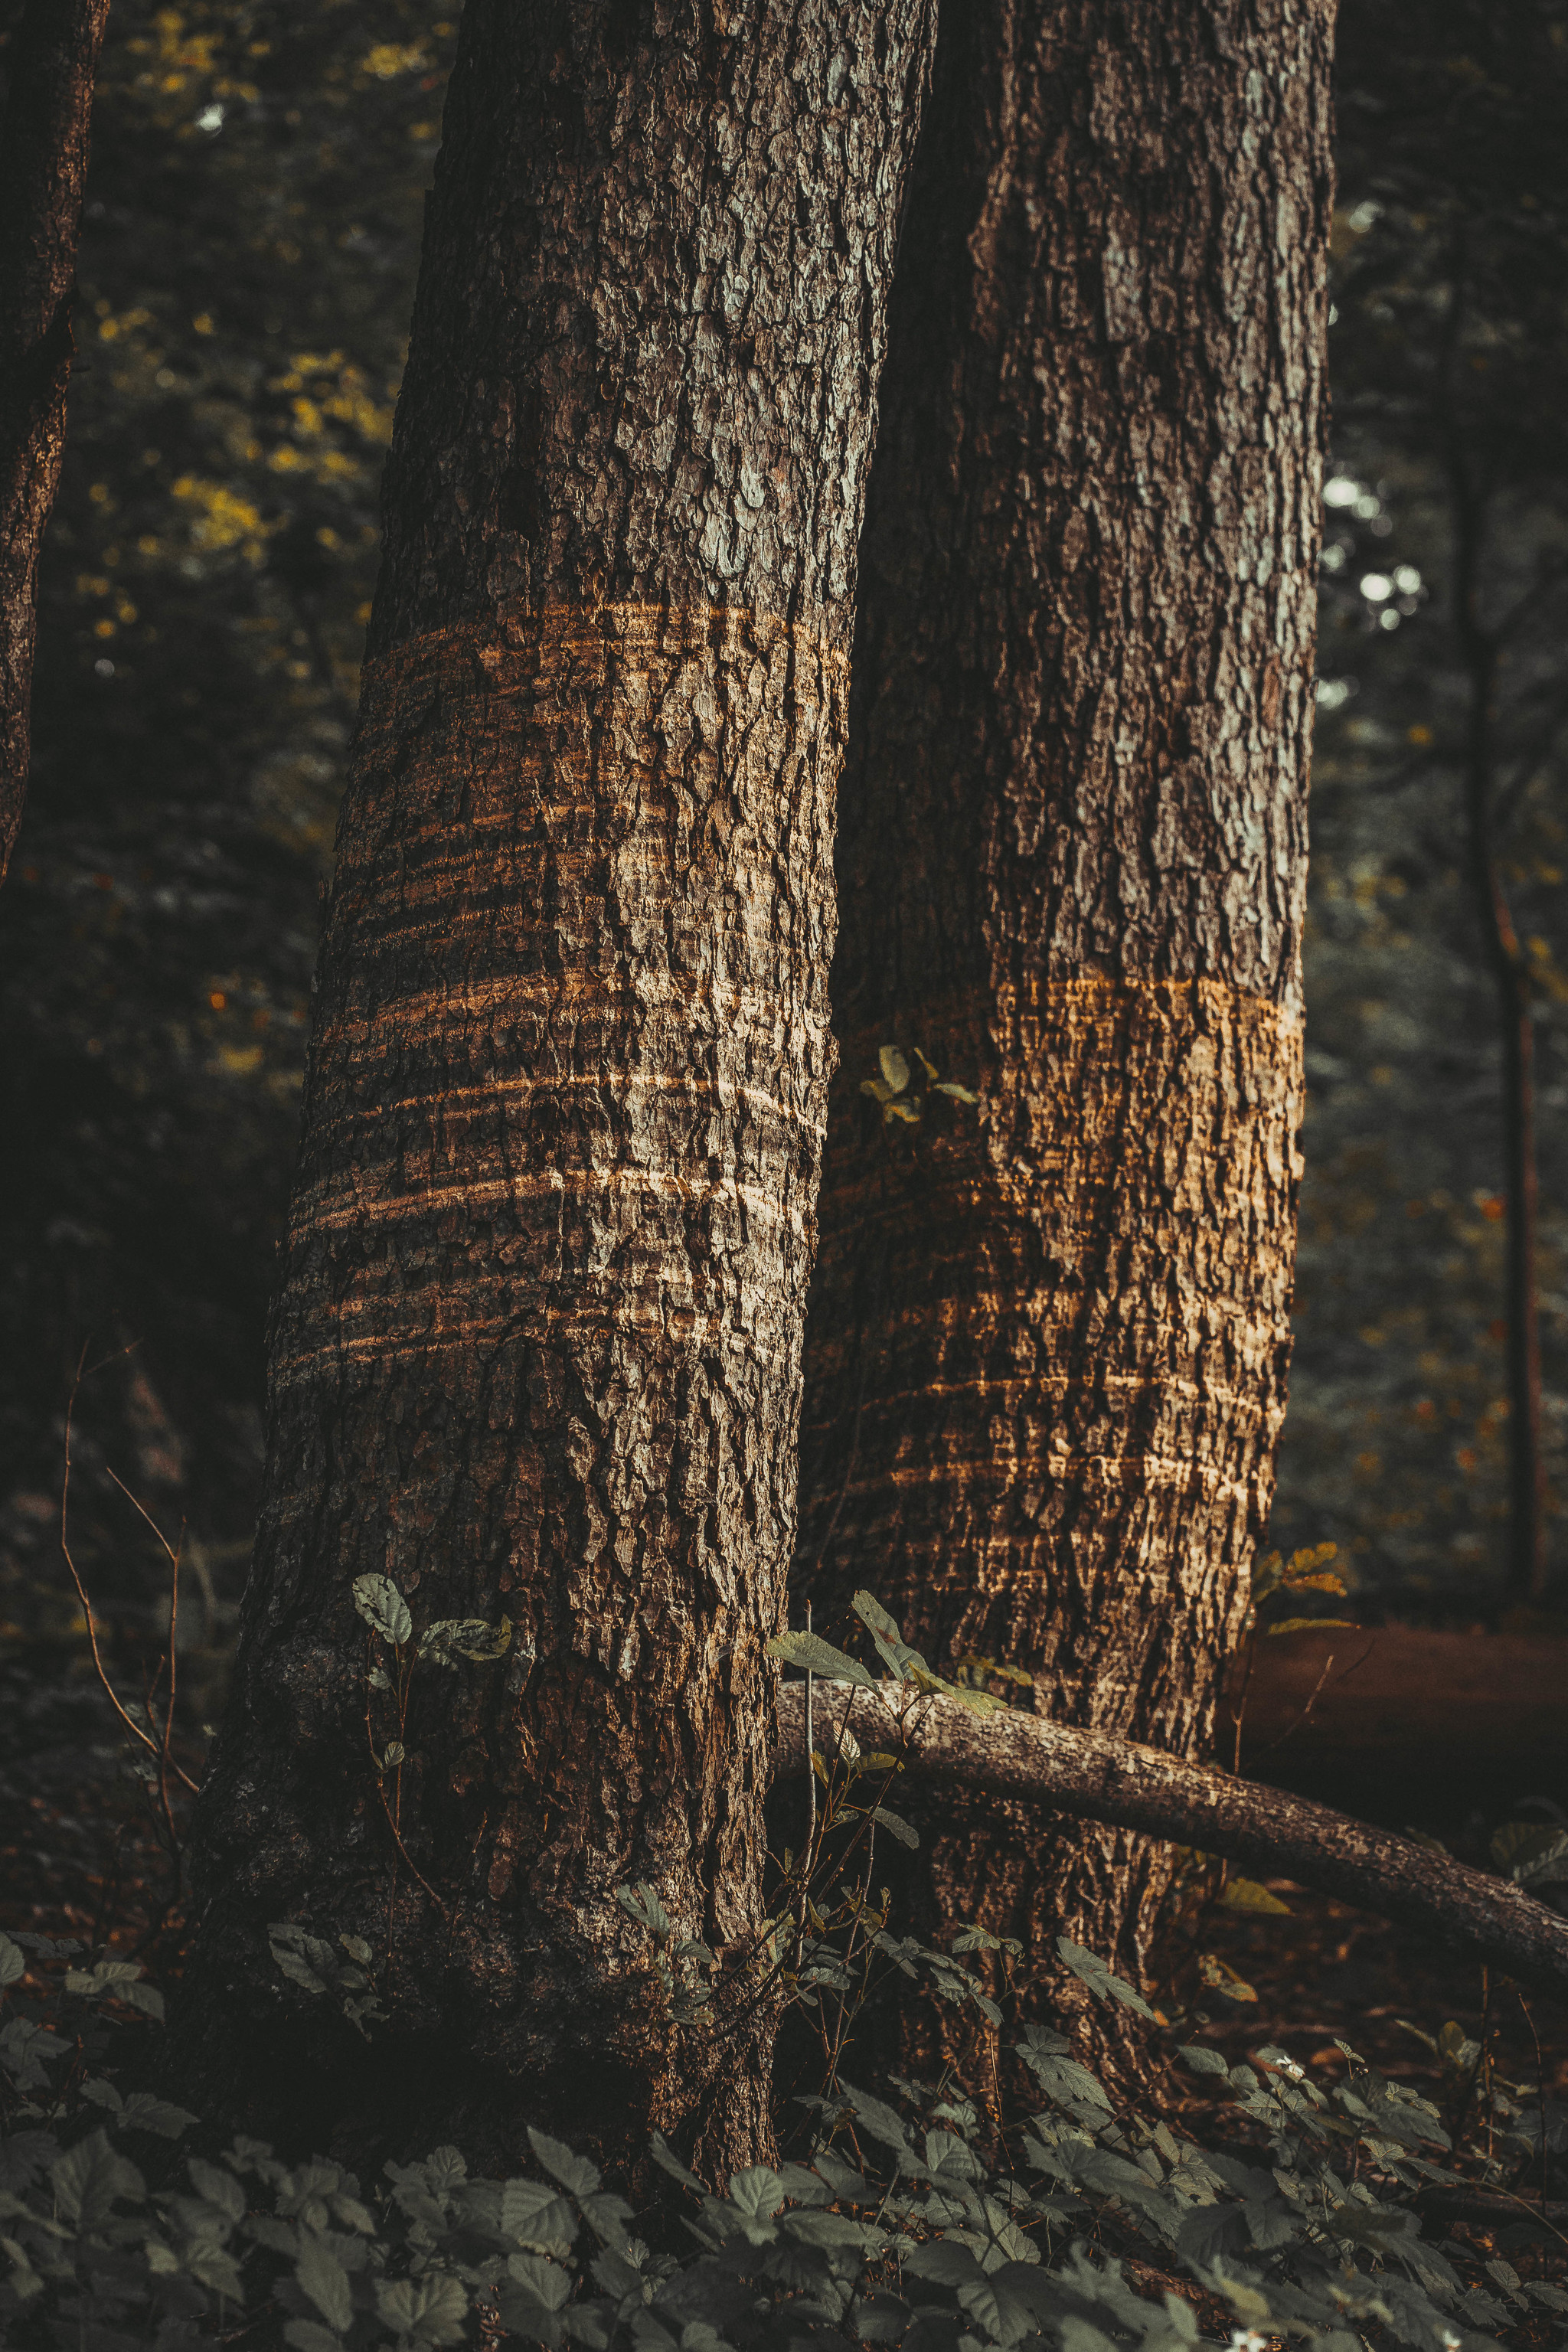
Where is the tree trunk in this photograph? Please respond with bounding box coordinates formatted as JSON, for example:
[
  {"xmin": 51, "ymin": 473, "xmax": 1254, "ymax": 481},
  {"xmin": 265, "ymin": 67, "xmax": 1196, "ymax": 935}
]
[
  {"xmin": 795, "ymin": 0, "xmax": 1332, "ymax": 2065},
  {"xmin": 177, "ymin": 0, "xmax": 935, "ymax": 2182},
  {"xmin": 1449, "ymin": 429, "xmax": 1549, "ymax": 1601},
  {"xmin": 0, "ymin": 0, "xmax": 113, "ymax": 884}
]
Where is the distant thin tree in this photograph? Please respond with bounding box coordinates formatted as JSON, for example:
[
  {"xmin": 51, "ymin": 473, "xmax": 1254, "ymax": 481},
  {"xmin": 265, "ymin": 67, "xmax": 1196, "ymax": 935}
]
[{"xmin": 0, "ymin": 0, "xmax": 112, "ymax": 882}]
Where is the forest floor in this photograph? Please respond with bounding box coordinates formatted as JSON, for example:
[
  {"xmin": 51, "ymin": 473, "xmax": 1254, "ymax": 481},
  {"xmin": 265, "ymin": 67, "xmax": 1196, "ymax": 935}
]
[{"xmin": 2, "ymin": 1623, "xmax": 1566, "ymax": 2345}]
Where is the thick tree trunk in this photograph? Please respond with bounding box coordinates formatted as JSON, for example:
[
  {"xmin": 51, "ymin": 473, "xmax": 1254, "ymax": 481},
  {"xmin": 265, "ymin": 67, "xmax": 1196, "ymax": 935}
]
[
  {"xmin": 795, "ymin": 0, "xmax": 1332, "ymax": 2063},
  {"xmin": 177, "ymin": 0, "xmax": 935, "ymax": 2180},
  {"xmin": 0, "ymin": 0, "xmax": 113, "ymax": 884}
]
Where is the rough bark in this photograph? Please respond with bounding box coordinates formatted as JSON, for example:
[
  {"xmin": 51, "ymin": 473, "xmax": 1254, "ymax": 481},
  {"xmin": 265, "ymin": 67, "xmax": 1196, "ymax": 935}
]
[
  {"xmin": 177, "ymin": 0, "xmax": 936, "ymax": 2180},
  {"xmin": 795, "ymin": 0, "xmax": 1333, "ymax": 2058},
  {"xmin": 0, "ymin": 0, "xmax": 113, "ymax": 884},
  {"xmin": 773, "ymin": 1681, "xmax": 1568, "ymax": 2004}
]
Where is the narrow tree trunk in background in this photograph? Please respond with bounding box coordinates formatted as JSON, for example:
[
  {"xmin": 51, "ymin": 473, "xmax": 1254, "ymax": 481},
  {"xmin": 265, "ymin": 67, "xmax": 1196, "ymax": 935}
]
[
  {"xmin": 178, "ymin": 0, "xmax": 934, "ymax": 2179},
  {"xmin": 1450, "ymin": 450, "xmax": 1548, "ymax": 1602},
  {"xmin": 0, "ymin": 0, "xmax": 113, "ymax": 884},
  {"xmin": 795, "ymin": 0, "xmax": 1331, "ymax": 2060}
]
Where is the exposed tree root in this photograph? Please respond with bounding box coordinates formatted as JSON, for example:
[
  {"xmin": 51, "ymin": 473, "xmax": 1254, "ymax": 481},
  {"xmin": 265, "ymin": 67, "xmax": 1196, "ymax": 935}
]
[{"xmin": 773, "ymin": 1679, "xmax": 1568, "ymax": 2000}]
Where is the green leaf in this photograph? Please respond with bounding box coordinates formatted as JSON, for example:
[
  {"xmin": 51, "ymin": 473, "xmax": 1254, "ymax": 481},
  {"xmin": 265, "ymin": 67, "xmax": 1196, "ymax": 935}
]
[
  {"xmin": 340, "ymin": 1935, "xmax": 374, "ymax": 1966},
  {"xmin": 839, "ymin": 2078, "xmax": 912, "ymax": 2154},
  {"xmin": 728, "ymin": 2164, "xmax": 785, "ymax": 2219},
  {"xmin": 50, "ymin": 2131, "xmax": 145, "ymax": 2232},
  {"xmin": 1054, "ymin": 1938, "xmax": 1154, "ymax": 2018},
  {"xmin": 1178, "ymin": 2043, "xmax": 1230, "ymax": 2076},
  {"xmin": 296, "ymin": 2230, "xmax": 354, "ymax": 2332},
  {"xmin": 850, "ymin": 1590, "xmax": 929, "ymax": 1681},
  {"xmin": 351, "ymin": 1573, "xmax": 411, "ymax": 1648},
  {"xmin": 648, "ymin": 2130, "xmax": 704, "ymax": 2193},
  {"xmin": 120, "ymin": 2091, "xmax": 198, "ymax": 2136},
  {"xmin": 501, "ymin": 2178, "xmax": 577, "ymax": 2255},
  {"xmin": 529, "ymin": 2125, "xmax": 603, "ymax": 2201},
  {"xmin": 767, "ymin": 1630, "xmax": 877, "ymax": 1689},
  {"xmin": 0, "ymin": 1932, "xmax": 24, "ymax": 1989},
  {"xmin": 381, "ymin": 1742, "xmax": 406, "ymax": 1769},
  {"xmin": 284, "ymin": 2323, "xmax": 344, "ymax": 2352},
  {"xmin": 871, "ymin": 1805, "xmax": 920, "ymax": 1849},
  {"xmin": 187, "ymin": 2156, "xmax": 247, "ymax": 2221},
  {"xmin": 421, "ymin": 1616, "xmax": 512, "ymax": 1665},
  {"xmin": 616, "ymin": 1881, "xmax": 672, "ymax": 1940},
  {"xmin": 368, "ymin": 1665, "xmax": 392, "ymax": 1691},
  {"xmin": 376, "ymin": 2272, "xmax": 469, "ymax": 2345},
  {"xmin": 1491, "ymin": 1820, "xmax": 1568, "ymax": 1885},
  {"xmin": 506, "ymin": 2252, "xmax": 572, "ymax": 2311},
  {"xmin": 879, "ymin": 1045, "xmax": 910, "ymax": 1093},
  {"xmin": 1218, "ymin": 1878, "xmax": 1292, "ymax": 1914}
]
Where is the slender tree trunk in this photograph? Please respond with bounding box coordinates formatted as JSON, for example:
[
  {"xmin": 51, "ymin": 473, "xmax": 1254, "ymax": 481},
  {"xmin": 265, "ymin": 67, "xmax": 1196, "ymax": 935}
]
[
  {"xmin": 177, "ymin": 0, "xmax": 935, "ymax": 2180},
  {"xmin": 795, "ymin": 0, "xmax": 1331, "ymax": 2062},
  {"xmin": 0, "ymin": 0, "xmax": 113, "ymax": 884},
  {"xmin": 1449, "ymin": 445, "xmax": 1548, "ymax": 1602}
]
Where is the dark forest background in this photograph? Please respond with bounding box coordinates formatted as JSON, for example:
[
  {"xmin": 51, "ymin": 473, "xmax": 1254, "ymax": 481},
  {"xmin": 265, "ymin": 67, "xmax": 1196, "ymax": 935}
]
[{"xmin": 2, "ymin": 0, "xmax": 1566, "ymax": 1664}]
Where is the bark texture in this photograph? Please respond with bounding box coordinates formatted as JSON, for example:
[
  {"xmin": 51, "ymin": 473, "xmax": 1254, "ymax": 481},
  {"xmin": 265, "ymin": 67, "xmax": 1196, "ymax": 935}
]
[
  {"xmin": 0, "ymin": 0, "xmax": 112, "ymax": 883},
  {"xmin": 178, "ymin": 0, "xmax": 935, "ymax": 2179},
  {"xmin": 773, "ymin": 1681, "xmax": 1568, "ymax": 2005},
  {"xmin": 795, "ymin": 0, "xmax": 1333, "ymax": 2046}
]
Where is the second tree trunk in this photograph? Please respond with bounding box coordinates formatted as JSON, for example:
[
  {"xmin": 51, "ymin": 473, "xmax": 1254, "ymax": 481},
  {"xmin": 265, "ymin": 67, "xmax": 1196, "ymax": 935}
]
[{"xmin": 795, "ymin": 0, "xmax": 1332, "ymax": 2047}]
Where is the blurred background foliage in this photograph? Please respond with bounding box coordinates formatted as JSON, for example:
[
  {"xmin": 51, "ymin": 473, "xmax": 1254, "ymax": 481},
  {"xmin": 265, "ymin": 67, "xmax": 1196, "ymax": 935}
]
[{"xmin": 0, "ymin": 0, "xmax": 1564, "ymax": 1660}]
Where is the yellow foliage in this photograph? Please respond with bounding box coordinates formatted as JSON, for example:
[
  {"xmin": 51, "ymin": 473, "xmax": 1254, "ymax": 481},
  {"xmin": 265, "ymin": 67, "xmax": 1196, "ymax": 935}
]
[
  {"xmin": 172, "ymin": 474, "xmax": 268, "ymax": 551},
  {"xmin": 361, "ymin": 43, "xmax": 426, "ymax": 78}
]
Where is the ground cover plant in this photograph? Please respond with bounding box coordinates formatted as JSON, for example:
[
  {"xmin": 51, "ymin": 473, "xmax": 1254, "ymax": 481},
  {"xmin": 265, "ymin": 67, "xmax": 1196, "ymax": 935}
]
[{"xmin": 3, "ymin": 1574, "xmax": 1567, "ymax": 2350}]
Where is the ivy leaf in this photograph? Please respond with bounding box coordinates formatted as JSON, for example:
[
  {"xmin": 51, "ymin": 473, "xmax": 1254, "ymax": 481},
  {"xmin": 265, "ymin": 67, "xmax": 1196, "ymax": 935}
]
[
  {"xmin": 352, "ymin": 1573, "xmax": 411, "ymax": 1648},
  {"xmin": 767, "ymin": 1630, "xmax": 877, "ymax": 1690}
]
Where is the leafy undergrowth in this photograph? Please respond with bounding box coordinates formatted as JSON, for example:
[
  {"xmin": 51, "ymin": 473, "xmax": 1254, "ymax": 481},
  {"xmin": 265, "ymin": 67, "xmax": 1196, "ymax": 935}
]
[{"xmin": 3, "ymin": 1632, "xmax": 1567, "ymax": 2348}]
